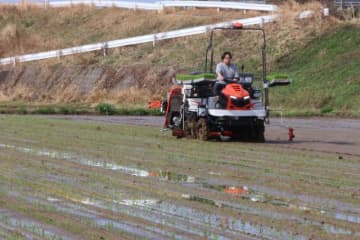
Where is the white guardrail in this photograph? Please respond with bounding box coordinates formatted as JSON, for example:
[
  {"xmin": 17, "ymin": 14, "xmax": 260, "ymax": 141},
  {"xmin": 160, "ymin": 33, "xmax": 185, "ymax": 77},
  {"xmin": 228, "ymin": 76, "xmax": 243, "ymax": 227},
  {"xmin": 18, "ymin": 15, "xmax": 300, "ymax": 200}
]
[
  {"xmin": 47, "ymin": 0, "xmax": 278, "ymax": 12},
  {"xmin": 0, "ymin": 15, "xmax": 276, "ymax": 66}
]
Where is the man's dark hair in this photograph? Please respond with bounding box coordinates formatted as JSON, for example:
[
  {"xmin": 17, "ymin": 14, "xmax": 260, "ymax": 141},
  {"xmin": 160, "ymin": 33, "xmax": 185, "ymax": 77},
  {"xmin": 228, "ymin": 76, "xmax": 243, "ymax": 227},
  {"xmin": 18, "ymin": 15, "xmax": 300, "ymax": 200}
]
[{"xmin": 221, "ymin": 51, "xmax": 232, "ymax": 60}]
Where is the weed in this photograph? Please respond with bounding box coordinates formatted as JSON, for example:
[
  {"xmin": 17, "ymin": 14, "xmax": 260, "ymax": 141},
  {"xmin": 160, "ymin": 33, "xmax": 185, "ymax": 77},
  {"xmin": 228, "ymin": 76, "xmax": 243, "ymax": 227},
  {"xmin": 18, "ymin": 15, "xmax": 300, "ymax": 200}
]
[
  {"xmin": 321, "ymin": 106, "xmax": 333, "ymax": 114},
  {"xmin": 22, "ymin": 19, "xmax": 34, "ymax": 28},
  {"xmin": 95, "ymin": 103, "xmax": 117, "ymax": 115},
  {"xmin": 58, "ymin": 106, "xmax": 77, "ymax": 115},
  {"xmin": 34, "ymin": 106, "xmax": 56, "ymax": 114},
  {"xmin": 17, "ymin": 106, "xmax": 28, "ymax": 114}
]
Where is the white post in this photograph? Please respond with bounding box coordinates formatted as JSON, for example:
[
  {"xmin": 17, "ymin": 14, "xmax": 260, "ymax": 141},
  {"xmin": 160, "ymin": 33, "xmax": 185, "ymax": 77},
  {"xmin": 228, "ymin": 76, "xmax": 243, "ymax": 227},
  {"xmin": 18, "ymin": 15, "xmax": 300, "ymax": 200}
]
[
  {"xmin": 57, "ymin": 50, "xmax": 62, "ymax": 60},
  {"xmin": 158, "ymin": 3, "xmax": 164, "ymax": 13},
  {"xmin": 323, "ymin": 8, "xmax": 330, "ymax": 17},
  {"xmin": 103, "ymin": 43, "xmax": 108, "ymax": 56}
]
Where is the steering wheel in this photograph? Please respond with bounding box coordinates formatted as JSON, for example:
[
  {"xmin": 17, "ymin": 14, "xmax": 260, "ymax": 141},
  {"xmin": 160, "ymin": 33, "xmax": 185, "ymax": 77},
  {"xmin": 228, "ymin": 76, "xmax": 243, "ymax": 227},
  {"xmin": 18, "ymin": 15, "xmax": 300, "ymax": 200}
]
[{"xmin": 223, "ymin": 78, "xmax": 239, "ymax": 83}]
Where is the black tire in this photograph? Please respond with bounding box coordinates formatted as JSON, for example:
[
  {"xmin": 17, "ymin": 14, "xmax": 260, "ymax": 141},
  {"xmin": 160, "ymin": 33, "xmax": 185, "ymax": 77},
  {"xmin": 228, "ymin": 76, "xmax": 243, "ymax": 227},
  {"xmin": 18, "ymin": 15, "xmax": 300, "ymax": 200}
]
[
  {"xmin": 197, "ymin": 118, "xmax": 209, "ymax": 141},
  {"xmin": 190, "ymin": 120, "xmax": 198, "ymax": 139},
  {"xmin": 184, "ymin": 120, "xmax": 192, "ymax": 138},
  {"xmin": 254, "ymin": 119, "xmax": 265, "ymax": 142},
  {"xmin": 184, "ymin": 119, "xmax": 197, "ymax": 139}
]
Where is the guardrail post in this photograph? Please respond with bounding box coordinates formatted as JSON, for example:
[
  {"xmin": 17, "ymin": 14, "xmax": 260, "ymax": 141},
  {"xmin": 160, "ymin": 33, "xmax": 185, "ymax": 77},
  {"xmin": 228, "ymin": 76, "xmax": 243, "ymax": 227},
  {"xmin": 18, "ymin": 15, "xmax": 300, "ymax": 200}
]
[
  {"xmin": 158, "ymin": 3, "xmax": 164, "ymax": 13},
  {"xmin": 57, "ymin": 50, "xmax": 62, "ymax": 60},
  {"xmin": 153, "ymin": 35, "xmax": 156, "ymax": 48},
  {"xmin": 103, "ymin": 43, "xmax": 108, "ymax": 56},
  {"xmin": 12, "ymin": 57, "xmax": 16, "ymax": 68}
]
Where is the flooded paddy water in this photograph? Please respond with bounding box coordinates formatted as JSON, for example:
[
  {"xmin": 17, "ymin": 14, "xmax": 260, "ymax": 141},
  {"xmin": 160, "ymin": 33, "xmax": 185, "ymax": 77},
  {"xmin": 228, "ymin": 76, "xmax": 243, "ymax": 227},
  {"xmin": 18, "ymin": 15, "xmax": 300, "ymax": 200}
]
[{"xmin": 0, "ymin": 115, "xmax": 359, "ymax": 239}]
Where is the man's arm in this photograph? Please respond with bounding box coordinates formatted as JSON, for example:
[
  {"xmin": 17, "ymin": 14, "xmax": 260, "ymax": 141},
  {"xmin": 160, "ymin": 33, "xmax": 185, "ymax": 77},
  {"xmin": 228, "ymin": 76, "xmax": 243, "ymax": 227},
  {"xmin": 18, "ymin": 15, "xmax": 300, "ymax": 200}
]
[
  {"xmin": 216, "ymin": 64, "xmax": 224, "ymax": 81},
  {"xmin": 217, "ymin": 72, "xmax": 224, "ymax": 81}
]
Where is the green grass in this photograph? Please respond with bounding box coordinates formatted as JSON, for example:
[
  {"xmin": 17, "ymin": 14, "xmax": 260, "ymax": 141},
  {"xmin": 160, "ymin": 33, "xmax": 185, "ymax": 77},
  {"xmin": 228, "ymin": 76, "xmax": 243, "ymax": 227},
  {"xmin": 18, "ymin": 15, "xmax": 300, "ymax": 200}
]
[
  {"xmin": 270, "ymin": 24, "xmax": 360, "ymax": 115},
  {"xmin": 267, "ymin": 73, "xmax": 289, "ymax": 81},
  {"xmin": 176, "ymin": 73, "xmax": 216, "ymax": 81},
  {"xmin": 94, "ymin": 103, "xmax": 163, "ymax": 116},
  {"xmin": 0, "ymin": 101, "xmax": 162, "ymax": 116}
]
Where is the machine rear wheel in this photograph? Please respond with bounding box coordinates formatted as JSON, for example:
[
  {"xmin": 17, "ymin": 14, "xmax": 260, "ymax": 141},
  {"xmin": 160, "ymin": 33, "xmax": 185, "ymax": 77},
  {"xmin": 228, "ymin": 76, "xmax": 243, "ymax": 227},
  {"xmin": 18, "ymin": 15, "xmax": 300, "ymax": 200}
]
[
  {"xmin": 184, "ymin": 119, "xmax": 197, "ymax": 139},
  {"xmin": 197, "ymin": 118, "xmax": 209, "ymax": 141},
  {"xmin": 254, "ymin": 119, "xmax": 265, "ymax": 142}
]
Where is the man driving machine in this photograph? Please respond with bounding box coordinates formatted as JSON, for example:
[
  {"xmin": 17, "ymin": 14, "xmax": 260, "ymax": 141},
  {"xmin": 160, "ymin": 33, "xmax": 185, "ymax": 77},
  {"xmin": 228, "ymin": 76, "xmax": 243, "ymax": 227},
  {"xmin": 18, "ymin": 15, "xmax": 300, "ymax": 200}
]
[{"xmin": 214, "ymin": 51, "xmax": 240, "ymax": 96}]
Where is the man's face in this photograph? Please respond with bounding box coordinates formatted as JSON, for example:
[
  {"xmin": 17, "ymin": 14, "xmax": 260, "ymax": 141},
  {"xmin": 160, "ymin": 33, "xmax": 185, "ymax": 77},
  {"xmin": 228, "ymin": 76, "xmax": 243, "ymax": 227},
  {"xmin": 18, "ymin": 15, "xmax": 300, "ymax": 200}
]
[{"xmin": 223, "ymin": 55, "xmax": 231, "ymax": 65}]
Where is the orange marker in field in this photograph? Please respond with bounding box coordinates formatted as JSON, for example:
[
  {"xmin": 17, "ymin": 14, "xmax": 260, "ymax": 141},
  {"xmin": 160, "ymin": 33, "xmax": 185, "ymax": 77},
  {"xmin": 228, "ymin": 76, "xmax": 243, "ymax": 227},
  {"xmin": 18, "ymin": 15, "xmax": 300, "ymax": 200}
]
[{"xmin": 225, "ymin": 186, "xmax": 248, "ymax": 196}]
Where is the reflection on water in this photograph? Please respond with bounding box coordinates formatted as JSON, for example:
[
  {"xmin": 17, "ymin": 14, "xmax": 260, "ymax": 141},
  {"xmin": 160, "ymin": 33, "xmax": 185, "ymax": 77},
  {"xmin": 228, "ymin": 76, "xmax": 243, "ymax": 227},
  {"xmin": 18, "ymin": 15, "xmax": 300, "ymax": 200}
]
[{"xmin": 2, "ymin": 143, "xmax": 359, "ymax": 239}]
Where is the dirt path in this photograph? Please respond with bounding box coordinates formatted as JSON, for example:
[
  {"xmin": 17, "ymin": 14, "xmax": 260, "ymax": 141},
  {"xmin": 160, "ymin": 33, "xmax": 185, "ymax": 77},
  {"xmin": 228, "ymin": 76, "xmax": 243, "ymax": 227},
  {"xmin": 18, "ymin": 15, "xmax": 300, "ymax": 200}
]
[{"xmin": 47, "ymin": 115, "xmax": 360, "ymax": 156}]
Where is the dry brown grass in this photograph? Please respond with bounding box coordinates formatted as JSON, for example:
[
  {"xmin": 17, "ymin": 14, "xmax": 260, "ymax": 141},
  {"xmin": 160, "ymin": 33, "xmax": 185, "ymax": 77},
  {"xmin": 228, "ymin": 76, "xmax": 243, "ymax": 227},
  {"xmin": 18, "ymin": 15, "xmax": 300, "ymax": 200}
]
[
  {"xmin": 0, "ymin": 5, "xmax": 260, "ymax": 58},
  {"xmin": 0, "ymin": 23, "xmax": 18, "ymax": 56}
]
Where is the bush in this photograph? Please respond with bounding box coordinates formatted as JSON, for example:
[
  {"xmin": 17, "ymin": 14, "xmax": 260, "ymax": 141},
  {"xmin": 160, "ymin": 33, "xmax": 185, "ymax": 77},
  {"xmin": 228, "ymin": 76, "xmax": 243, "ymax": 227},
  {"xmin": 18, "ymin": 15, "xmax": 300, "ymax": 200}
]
[
  {"xmin": 116, "ymin": 108, "xmax": 162, "ymax": 116},
  {"xmin": 58, "ymin": 106, "xmax": 77, "ymax": 115},
  {"xmin": 321, "ymin": 106, "xmax": 333, "ymax": 114},
  {"xmin": 95, "ymin": 103, "xmax": 117, "ymax": 115},
  {"xmin": 17, "ymin": 106, "xmax": 28, "ymax": 114},
  {"xmin": 116, "ymin": 108, "xmax": 130, "ymax": 115},
  {"xmin": 22, "ymin": 19, "xmax": 34, "ymax": 28},
  {"xmin": 129, "ymin": 108, "xmax": 149, "ymax": 116},
  {"xmin": 34, "ymin": 107, "xmax": 56, "ymax": 114}
]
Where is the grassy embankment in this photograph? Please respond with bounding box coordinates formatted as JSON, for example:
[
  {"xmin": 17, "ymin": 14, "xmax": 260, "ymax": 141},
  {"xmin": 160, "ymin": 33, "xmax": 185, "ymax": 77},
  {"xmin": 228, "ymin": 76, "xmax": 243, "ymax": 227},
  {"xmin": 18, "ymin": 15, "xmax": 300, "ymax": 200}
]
[
  {"xmin": 271, "ymin": 24, "xmax": 360, "ymax": 117},
  {"xmin": 0, "ymin": 2, "xmax": 359, "ymax": 116}
]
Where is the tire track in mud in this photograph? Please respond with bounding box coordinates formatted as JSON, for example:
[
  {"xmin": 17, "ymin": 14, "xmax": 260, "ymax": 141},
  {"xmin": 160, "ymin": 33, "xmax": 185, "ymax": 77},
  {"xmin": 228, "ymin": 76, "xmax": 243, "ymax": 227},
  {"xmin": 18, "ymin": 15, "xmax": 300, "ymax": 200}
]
[{"xmin": 1, "ymin": 143, "xmax": 359, "ymax": 239}]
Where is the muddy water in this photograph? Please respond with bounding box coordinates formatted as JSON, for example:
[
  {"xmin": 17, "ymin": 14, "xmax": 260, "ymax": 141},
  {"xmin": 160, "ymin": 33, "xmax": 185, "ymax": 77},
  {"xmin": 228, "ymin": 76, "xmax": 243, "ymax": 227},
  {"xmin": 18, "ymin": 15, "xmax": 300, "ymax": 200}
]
[
  {"xmin": 6, "ymin": 190, "xmax": 235, "ymax": 239},
  {"xmin": 1, "ymin": 142, "xmax": 360, "ymax": 239},
  {"xmin": 3, "ymin": 183, "xmax": 308, "ymax": 240},
  {"xmin": 0, "ymin": 208, "xmax": 73, "ymax": 240},
  {"xmin": 5, "ymin": 191, "xmax": 180, "ymax": 240},
  {"xmin": 0, "ymin": 143, "xmax": 149, "ymax": 177}
]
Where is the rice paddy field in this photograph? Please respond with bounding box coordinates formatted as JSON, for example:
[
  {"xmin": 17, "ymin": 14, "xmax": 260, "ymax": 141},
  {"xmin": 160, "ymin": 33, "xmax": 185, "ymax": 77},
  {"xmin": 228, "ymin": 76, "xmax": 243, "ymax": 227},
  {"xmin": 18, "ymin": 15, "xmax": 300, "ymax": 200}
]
[{"xmin": 0, "ymin": 115, "xmax": 359, "ymax": 239}]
